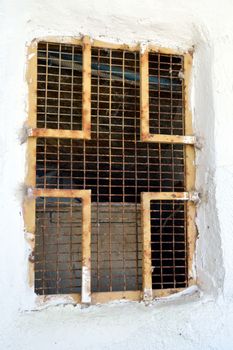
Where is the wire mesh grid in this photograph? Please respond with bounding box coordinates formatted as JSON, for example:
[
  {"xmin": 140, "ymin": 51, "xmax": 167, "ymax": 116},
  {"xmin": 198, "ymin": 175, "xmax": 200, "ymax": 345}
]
[
  {"xmin": 149, "ymin": 52, "xmax": 184, "ymax": 135},
  {"xmin": 150, "ymin": 200, "xmax": 188, "ymax": 289},
  {"xmin": 37, "ymin": 42, "xmax": 83, "ymax": 130},
  {"xmin": 35, "ymin": 42, "xmax": 186, "ymax": 295},
  {"xmin": 35, "ymin": 197, "xmax": 82, "ymax": 295}
]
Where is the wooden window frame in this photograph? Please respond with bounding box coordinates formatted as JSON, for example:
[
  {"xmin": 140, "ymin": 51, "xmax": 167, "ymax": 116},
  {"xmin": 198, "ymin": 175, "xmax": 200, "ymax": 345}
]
[{"xmin": 24, "ymin": 36, "xmax": 196, "ymax": 305}]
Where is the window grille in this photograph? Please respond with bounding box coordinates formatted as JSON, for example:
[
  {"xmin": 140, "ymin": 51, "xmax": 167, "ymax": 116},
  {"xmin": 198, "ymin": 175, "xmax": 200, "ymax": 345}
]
[{"xmin": 24, "ymin": 37, "xmax": 196, "ymax": 304}]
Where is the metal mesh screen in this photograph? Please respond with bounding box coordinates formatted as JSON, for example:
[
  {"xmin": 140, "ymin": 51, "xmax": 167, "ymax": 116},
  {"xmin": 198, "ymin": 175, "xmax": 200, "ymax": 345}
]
[
  {"xmin": 149, "ymin": 52, "xmax": 184, "ymax": 135},
  {"xmin": 37, "ymin": 42, "xmax": 83, "ymax": 130},
  {"xmin": 35, "ymin": 42, "xmax": 186, "ymax": 295},
  {"xmin": 35, "ymin": 197, "xmax": 82, "ymax": 295},
  {"xmin": 36, "ymin": 139, "xmax": 185, "ymax": 195},
  {"xmin": 150, "ymin": 200, "xmax": 187, "ymax": 289}
]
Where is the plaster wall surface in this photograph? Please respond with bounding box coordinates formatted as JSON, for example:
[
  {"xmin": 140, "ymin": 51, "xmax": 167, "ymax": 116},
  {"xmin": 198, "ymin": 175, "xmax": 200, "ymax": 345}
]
[{"xmin": 1, "ymin": 0, "xmax": 233, "ymax": 349}]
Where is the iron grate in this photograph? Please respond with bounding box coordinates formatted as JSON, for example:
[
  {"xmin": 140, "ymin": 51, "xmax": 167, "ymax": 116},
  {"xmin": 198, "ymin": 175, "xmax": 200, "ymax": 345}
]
[
  {"xmin": 150, "ymin": 200, "xmax": 188, "ymax": 289},
  {"xmin": 149, "ymin": 52, "xmax": 184, "ymax": 135},
  {"xmin": 35, "ymin": 197, "xmax": 82, "ymax": 295},
  {"xmin": 35, "ymin": 42, "xmax": 187, "ymax": 294},
  {"xmin": 37, "ymin": 42, "xmax": 83, "ymax": 130}
]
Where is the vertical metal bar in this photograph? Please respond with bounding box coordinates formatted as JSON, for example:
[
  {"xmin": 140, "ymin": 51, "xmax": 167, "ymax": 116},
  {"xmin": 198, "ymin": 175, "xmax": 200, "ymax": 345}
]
[
  {"xmin": 134, "ymin": 52, "xmax": 139, "ymax": 290},
  {"xmin": 58, "ymin": 44, "xmax": 61, "ymax": 129},
  {"xmin": 56, "ymin": 197, "xmax": 60, "ymax": 293},
  {"xmin": 82, "ymin": 37, "xmax": 91, "ymax": 299},
  {"xmin": 70, "ymin": 198, "xmax": 74, "ymax": 291},
  {"xmin": 184, "ymin": 52, "xmax": 196, "ymax": 286},
  {"xmin": 171, "ymin": 54, "xmax": 176, "ymax": 289},
  {"xmin": 109, "ymin": 49, "xmax": 112, "ymax": 291},
  {"xmin": 81, "ymin": 190, "xmax": 92, "ymax": 304},
  {"xmin": 45, "ymin": 42, "xmax": 48, "ymax": 128},
  {"xmin": 141, "ymin": 192, "xmax": 152, "ymax": 301},
  {"xmin": 24, "ymin": 41, "xmax": 37, "ymax": 288},
  {"xmin": 96, "ymin": 48, "xmax": 100, "ymax": 292},
  {"xmin": 158, "ymin": 53, "xmax": 162, "ymax": 290},
  {"xmin": 159, "ymin": 200, "xmax": 163, "ymax": 289},
  {"xmin": 158, "ymin": 53, "xmax": 161, "ymax": 134},
  {"xmin": 122, "ymin": 51, "xmax": 126, "ymax": 291},
  {"xmin": 172, "ymin": 199, "xmax": 176, "ymax": 288},
  {"xmin": 82, "ymin": 36, "xmax": 91, "ymax": 140},
  {"xmin": 170, "ymin": 55, "xmax": 173, "ymax": 136},
  {"xmin": 43, "ymin": 132, "xmax": 47, "ymax": 292},
  {"xmin": 158, "ymin": 54, "xmax": 163, "ymax": 289},
  {"xmin": 71, "ymin": 45, "xmax": 74, "ymax": 130},
  {"xmin": 140, "ymin": 49, "xmax": 149, "ymax": 141}
]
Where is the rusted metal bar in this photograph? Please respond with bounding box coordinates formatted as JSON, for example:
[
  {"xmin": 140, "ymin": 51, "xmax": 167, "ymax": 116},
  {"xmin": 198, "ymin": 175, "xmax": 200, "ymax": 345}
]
[
  {"xmin": 31, "ymin": 188, "xmax": 90, "ymax": 199},
  {"xmin": 141, "ymin": 192, "xmax": 153, "ymax": 302},
  {"xmin": 92, "ymin": 39, "xmax": 140, "ymax": 52},
  {"xmin": 82, "ymin": 36, "xmax": 91, "ymax": 140},
  {"xmin": 28, "ymin": 128, "xmax": 85, "ymax": 139},
  {"xmin": 184, "ymin": 52, "xmax": 197, "ymax": 286},
  {"xmin": 24, "ymin": 41, "xmax": 37, "ymax": 288},
  {"xmin": 148, "ymin": 44, "xmax": 186, "ymax": 56},
  {"xmin": 142, "ymin": 134, "xmax": 196, "ymax": 145},
  {"xmin": 142, "ymin": 192, "xmax": 191, "ymax": 201},
  {"xmin": 140, "ymin": 48, "xmax": 149, "ymax": 141},
  {"xmin": 81, "ymin": 190, "xmax": 91, "ymax": 304}
]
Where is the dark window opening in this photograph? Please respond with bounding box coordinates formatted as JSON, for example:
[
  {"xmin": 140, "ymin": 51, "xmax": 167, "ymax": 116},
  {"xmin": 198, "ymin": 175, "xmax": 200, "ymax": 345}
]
[{"xmin": 35, "ymin": 42, "xmax": 187, "ymax": 295}]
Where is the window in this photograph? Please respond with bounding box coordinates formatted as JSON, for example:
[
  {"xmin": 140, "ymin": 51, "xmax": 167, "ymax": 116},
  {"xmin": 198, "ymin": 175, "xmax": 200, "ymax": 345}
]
[{"xmin": 24, "ymin": 36, "xmax": 196, "ymax": 304}]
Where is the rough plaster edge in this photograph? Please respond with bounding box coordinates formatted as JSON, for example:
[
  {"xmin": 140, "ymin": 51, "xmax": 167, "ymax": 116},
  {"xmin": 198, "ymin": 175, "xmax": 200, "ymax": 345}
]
[
  {"xmin": 151, "ymin": 285, "xmax": 200, "ymax": 305},
  {"xmin": 21, "ymin": 285, "xmax": 201, "ymax": 313},
  {"xmin": 25, "ymin": 34, "xmax": 192, "ymax": 55}
]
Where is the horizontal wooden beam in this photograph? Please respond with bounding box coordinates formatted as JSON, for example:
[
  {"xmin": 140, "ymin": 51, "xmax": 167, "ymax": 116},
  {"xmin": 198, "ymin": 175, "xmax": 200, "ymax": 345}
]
[
  {"xmin": 28, "ymin": 128, "xmax": 85, "ymax": 139},
  {"xmin": 141, "ymin": 133, "xmax": 196, "ymax": 145}
]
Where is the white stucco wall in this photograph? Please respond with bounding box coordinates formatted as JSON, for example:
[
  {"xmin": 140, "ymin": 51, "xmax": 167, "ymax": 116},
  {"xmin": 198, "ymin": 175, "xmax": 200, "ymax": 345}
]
[{"xmin": 1, "ymin": 0, "xmax": 233, "ymax": 348}]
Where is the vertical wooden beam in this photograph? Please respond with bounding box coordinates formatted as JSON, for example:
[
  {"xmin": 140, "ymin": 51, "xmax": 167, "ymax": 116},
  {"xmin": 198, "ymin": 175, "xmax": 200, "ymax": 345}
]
[
  {"xmin": 140, "ymin": 48, "xmax": 149, "ymax": 141},
  {"xmin": 141, "ymin": 192, "xmax": 152, "ymax": 302},
  {"xmin": 184, "ymin": 52, "xmax": 196, "ymax": 285},
  {"xmin": 81, "ymin": 190, "xmax": 92, "ymax": 304},
  {"xmin": 82, "ymin": 36, "xmax": 91, "ymax": 140},
  {"xmin": 24, "ymin": 40, "xmax": 37, "ymax": 287}
]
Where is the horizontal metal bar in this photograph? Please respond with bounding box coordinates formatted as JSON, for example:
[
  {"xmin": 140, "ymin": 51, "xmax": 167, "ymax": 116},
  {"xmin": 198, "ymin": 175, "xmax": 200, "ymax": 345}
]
[
  {"xmin": 141, "ymin": 192, "xmax": 194, "ymax": 201},
  {"xmin": 30, "ymin": 188, "xmax": 91, "ymax": 198},
  {"xmin": 141, "ymin": 134, "xmax": 196, "ymax": 145},
  {"xmin": 28, "ymin": 128, "xmax": 87, "ymax": 139}
]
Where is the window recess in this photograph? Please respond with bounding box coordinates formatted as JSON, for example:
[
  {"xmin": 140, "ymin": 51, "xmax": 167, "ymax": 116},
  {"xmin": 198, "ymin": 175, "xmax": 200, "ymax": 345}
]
[{"xmin": 25, "ymin": 37, "xmax": 196, "ymax": 305}]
